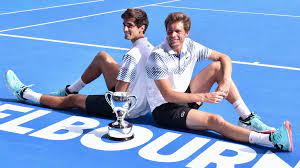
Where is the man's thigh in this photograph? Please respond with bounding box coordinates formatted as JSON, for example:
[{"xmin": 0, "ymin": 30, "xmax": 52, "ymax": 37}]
[
  {"xmin": 189, "ymin": 62, "xmax": 221, "ymax": 94},
  {"xmin": 186, "ymin": 109, "xmax": 212, "ymax": 130}
]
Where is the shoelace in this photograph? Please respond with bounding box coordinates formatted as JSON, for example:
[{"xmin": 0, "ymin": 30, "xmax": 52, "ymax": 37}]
[
  {"xmin": 272, "ymin": 130, "xmax": 282, "ymax": 143},
  {"xmin": 251, "ymin": 112, "xmax": 261, "ymax": 120},
  {"xmin": 13, "ymin": 74, "xmax": 34, "ymax": 90},
  {"xmin": 23, "ymin": 84, "xmax": 34, "ymax": 90}
]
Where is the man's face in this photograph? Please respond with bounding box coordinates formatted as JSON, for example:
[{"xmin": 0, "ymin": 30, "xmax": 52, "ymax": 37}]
[
  {"xmin": 166, "ymin": 21, "xmax": 189, "ymax": 53},
  {"xmin": 123, "ymin": 18, "xmax": 144, "ymax": 41}
]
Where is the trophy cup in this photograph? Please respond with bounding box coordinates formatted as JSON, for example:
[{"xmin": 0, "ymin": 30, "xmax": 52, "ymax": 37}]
[{"xmin": 104, "ymin": 91, "xmax": 137, "ymax": 141}]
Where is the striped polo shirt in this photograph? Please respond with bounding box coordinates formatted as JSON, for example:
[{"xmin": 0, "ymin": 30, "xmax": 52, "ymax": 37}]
[
  {"xmin": 117, "ymin": 37, "xmax": 154, "ymax": 118},
  {"xmin": 146, "ymin": 38, "xmax": 212, "ymax": 111}
]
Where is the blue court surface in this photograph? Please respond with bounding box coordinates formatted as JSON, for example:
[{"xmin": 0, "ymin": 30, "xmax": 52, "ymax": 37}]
[{"xmin": 0, "ymin": 0, "xmax": 299, "ymax": 167}]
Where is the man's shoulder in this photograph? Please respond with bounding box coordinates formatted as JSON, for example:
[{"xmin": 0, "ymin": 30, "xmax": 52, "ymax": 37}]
[
  {"xmin": 185, "ymin": 38, "xmax": 198, "ymax": 47},
  {"xmin": 151, "ymin": 44, "xmax": 168, "ymax": 56},
  {"xmin": 185, "ymin": 38, "xmax": 208, "ymax": 52},
  {"xmin": 126, "ymin": 45, "xmax": 145, "ymax": 58}
]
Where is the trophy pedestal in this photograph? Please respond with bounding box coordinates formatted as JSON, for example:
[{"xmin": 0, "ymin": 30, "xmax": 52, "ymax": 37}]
[{"xmin": 107, "ymin": 121, "xmax": 134, "ymax": 141}]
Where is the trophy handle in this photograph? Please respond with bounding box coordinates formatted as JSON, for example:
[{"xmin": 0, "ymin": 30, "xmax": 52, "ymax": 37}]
[
  {"xmin": 104, "ymin": 91, "xmax": 114, "ymax": 109},
  {"xmin": 127, "ymin": 95, "xmax": 137, "ymax": 112}
]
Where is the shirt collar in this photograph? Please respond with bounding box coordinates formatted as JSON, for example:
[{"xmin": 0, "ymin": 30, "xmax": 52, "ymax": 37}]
[
  {"xmin": 133, "ymin": 37, "xmax": 147, "ymax": 47},
  {"xmin": 163, "ymin": 38, "xmax": 188, "ymax": 56}
]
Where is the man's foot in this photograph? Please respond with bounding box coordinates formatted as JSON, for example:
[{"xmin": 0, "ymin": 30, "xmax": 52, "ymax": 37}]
[
  {"xmin": 5, "ymin": 70, "xmax": 32, "ymax": 102},
  {"xmin": 238, "ymin": 113, "xmax": 276, "ymax": 133},
  {"xmin": 51, "ymin": 85, "xmax": 78, "ymax": 97},
  {"xmin": 270, "ymin": 120, "xmax": 293, "ymax": 152}
]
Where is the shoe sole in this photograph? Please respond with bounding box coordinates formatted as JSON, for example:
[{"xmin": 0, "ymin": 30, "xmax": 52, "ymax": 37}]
[{"xmin": 284, "ymin": 120, "xmax": 293, "ymax": 152}]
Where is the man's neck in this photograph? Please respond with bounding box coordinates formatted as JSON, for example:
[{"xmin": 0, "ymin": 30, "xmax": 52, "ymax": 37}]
[
  {"xmin": 131, "ymin": 35, "xmax": 145, "ymax": 43},
  {"xmin": 173, "ymin": 45, "xmax": 182, "ymax": 54}
]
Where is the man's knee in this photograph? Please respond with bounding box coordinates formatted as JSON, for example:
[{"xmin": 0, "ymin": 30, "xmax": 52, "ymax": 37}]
[
  {"xmin": 64, "ymin": 94, "xmax": 85, "ymax": 108},
  {"xmin": 207, "ymin": 114, "xmax": 225, "ymax": 128},
  {"xmin": 95, "ymin": 51, "xmax": 114, "ymax": 64},
  {"xmin": 208, "ymin": 61, "xmax": 222, "ymax": 72}
]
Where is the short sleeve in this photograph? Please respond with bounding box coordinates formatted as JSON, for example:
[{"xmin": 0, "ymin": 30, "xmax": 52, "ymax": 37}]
[
  {"xmin": 146, "ymin": 52, "xmax": 168, "ymax": 80},
  {"xmin": 117, "ymin": 54, "xmax": 137, "ymax": 82},
  {"xmin": 189, "ymin": 40, "xmax": 212, "ymax": 62}
]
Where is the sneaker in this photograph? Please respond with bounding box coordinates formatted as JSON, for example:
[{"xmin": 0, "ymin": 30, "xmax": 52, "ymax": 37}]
[
  {"xmin": 270, "ymin": 120, "xmax": 293, "ymax": 152},
  {"xmin": 5, "ymin": 70, "xmax": 33, "ymax": 102},
  {"xmin": 238, "ymin": 113, "xmax": 276, "ymax": 133},
  {"xmin": 50, "ymin": 85, "xmax": 78, "ymax": 97}
]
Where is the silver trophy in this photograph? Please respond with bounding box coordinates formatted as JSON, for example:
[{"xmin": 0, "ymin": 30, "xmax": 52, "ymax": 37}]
[{"xmin": 104, "ymin": 91, "xmax": 137, "ymax": 141}]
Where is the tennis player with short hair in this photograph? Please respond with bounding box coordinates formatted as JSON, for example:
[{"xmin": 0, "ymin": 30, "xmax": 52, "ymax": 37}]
[
  {"xmin": 6, "ymin": 8, "xmax": 153, "ymax": 119},
  {"xmin": 146, "ymin": 12, "xmax": 293, "ymax": 151}
]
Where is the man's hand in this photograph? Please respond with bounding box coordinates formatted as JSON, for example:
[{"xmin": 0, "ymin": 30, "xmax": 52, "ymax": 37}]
[
  {"xmin": 216, "ymin": 79, "xmax": 231, "ymax": 97},
  {"xmin": 198, "ymin": 92, "xmax": 227, "ymax": 104}
]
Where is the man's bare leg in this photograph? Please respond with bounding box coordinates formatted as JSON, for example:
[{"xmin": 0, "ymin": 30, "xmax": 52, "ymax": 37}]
[
  {"xmin": 186, "ymin": 109, "xmax": 250, "ymax": 142},
  {"xmin": 41, "ymin": 52, "xmax": 119, "ymax": 110},
  {"xmin": 189, "ymin": 61, "xmax": 275, "ymax": 133},
  {"xmin": 185, "ymin": 108, "xmax": 293, "ymax": 152},
  {"xmin": 40, "ymin": 94, "xmax": 87, "ymax": 111},
  {"xmin": 80, "ymin": 51, "xmax": 119, "ymax": 90},
  {"xmin": 189, "ymin": 61, "xmax": 241, "ymax": 104}
]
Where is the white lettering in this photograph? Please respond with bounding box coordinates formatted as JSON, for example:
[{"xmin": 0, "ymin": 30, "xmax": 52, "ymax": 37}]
[
  {"xmin": 0, "ymin": 110, "xmax": 50, "ymax": 134},
  {"xmin": 295, "ymin": 160, "xmax": 300, "ymax": 168},
  {"xmin": 252, "ymin": 150, "xmax": 292, "ymax": 168},
  {"xmin": 30, "ymin": 116, "xmax": 99, "ymax": 140},
  {"xmin": 187, "ymin": 141, "xmax": 256, "ymax": 168},
  {"xmin": 0, "ymin": 104, "xmax": 33, "ymax": 118},
  {"xmin": 139, "ymin": 132, "xmax": 210, "ymax": 162},
  {"xmin": 81, "ymin": 126, "xmax": 153, "ymax": 151}
]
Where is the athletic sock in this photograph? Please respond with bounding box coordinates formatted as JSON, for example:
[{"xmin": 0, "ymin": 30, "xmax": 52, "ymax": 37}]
[
  {"xmin": 23, "ymin": 89, "xmax": 42, "ymax": 104},
  {"xmin": 233, "ymin": 99, "xmax": 252, "ymax": 119},
  {"xmin": 249, "ymin": 131, "xmax": 273, "ymax": 146},
  {"xmin": 67, "ymin": 78, "xmax": 86, "ymax": 93}
]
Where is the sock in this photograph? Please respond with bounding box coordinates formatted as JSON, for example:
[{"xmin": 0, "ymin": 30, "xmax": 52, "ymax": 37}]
[
  {"xmin": 249, "ymin": 131, "xmax": 273, "ymax": 146},
  {"xmin": 23, "ymin": 89, "xmax": 42, "ymax": 104},
  {"xmin": 233, "ymin": 99, "xmax": 252, "ymax": 119},
  {"xmin": 67, "ymin": 78, "xmax": 86, "ymax": 93}
]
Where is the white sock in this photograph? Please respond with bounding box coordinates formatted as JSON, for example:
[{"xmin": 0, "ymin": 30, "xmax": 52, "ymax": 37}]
[
  {"xmin": 233, "ymin": 99, "xmax": 252, "ymax": 119},
  {"xmin": 67, "ymin": 78, "xmax": 86, "ymax": 93},
  {"xmin": 23, "ymin": 89, "xmax": 42, "ymax": 104},
  {"xmin": 249, "ymin": 131, "xmax": 273, "ymax": 146}
]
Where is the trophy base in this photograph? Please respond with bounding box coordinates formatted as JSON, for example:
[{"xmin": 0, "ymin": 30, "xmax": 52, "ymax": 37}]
[
  {"xmin": 106, "ymin": 134, "xmax": 134, "ymax": 141},
  {"xmin": 107, "ymin": 121, "xmax": 134, "ymax": 141}
]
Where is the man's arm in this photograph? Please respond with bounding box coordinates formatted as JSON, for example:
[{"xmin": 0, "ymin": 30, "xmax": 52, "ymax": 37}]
[
  {"xmin": 115, "ymin": 80, "xmax": 130, "ymax": 92},
  {"xmin": 155, "ymin": 79, "xmax": 225, "ymax": 104},
  {"xmin": 208, "ymin": 50, "xmax": 232, "ymax": 96}
]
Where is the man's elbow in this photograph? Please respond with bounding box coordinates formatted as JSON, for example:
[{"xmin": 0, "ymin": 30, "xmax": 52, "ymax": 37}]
[
  {"xmin": 222, "ymin": 54, "xmax": 231, "ymax": 62},
  {"xmin": 161, "ymin": 91, "xmax": 175, "ymax": 103}
]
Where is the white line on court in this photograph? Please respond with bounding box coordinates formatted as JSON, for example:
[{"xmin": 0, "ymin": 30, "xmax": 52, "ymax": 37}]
[
  {"xmin": 0, "ymin": 33, "xmax": 299, "ymax": 72},
  {"xmin": 154, "ymin": 5, "xmax": 300, "ymax": 18},
  {"xmin": 295, "ymin": 161, "xmax": 300, "ymax": 168},
  {"xmin": 0, "ymin": 33, "xmax": 129, "ymax": 51},
  {"xmin": 0, "ymin": 0, "xmax": 180, "ymax": 33},
  {"xmin": 232, "ymin": 61, "xmax": 300, "ymax": 71},
  {"xmin": 0, "ymin": 0, "xmax": 104, "ymax": 16}
]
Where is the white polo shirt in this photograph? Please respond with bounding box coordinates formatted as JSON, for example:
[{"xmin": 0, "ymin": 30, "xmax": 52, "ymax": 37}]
[
  {"xmin": 117, "ymin": 37, "xmax": 154, "ymax": 118},
  {"xmin": 146, "ymin": 38, "xmax": 212, "ymax": 112}
]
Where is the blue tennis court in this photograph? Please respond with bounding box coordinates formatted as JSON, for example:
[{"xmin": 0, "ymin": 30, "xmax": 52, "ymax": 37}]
[{"xmin": 0, "ymin": 0, "xmax": 299, "ymax": 167}]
